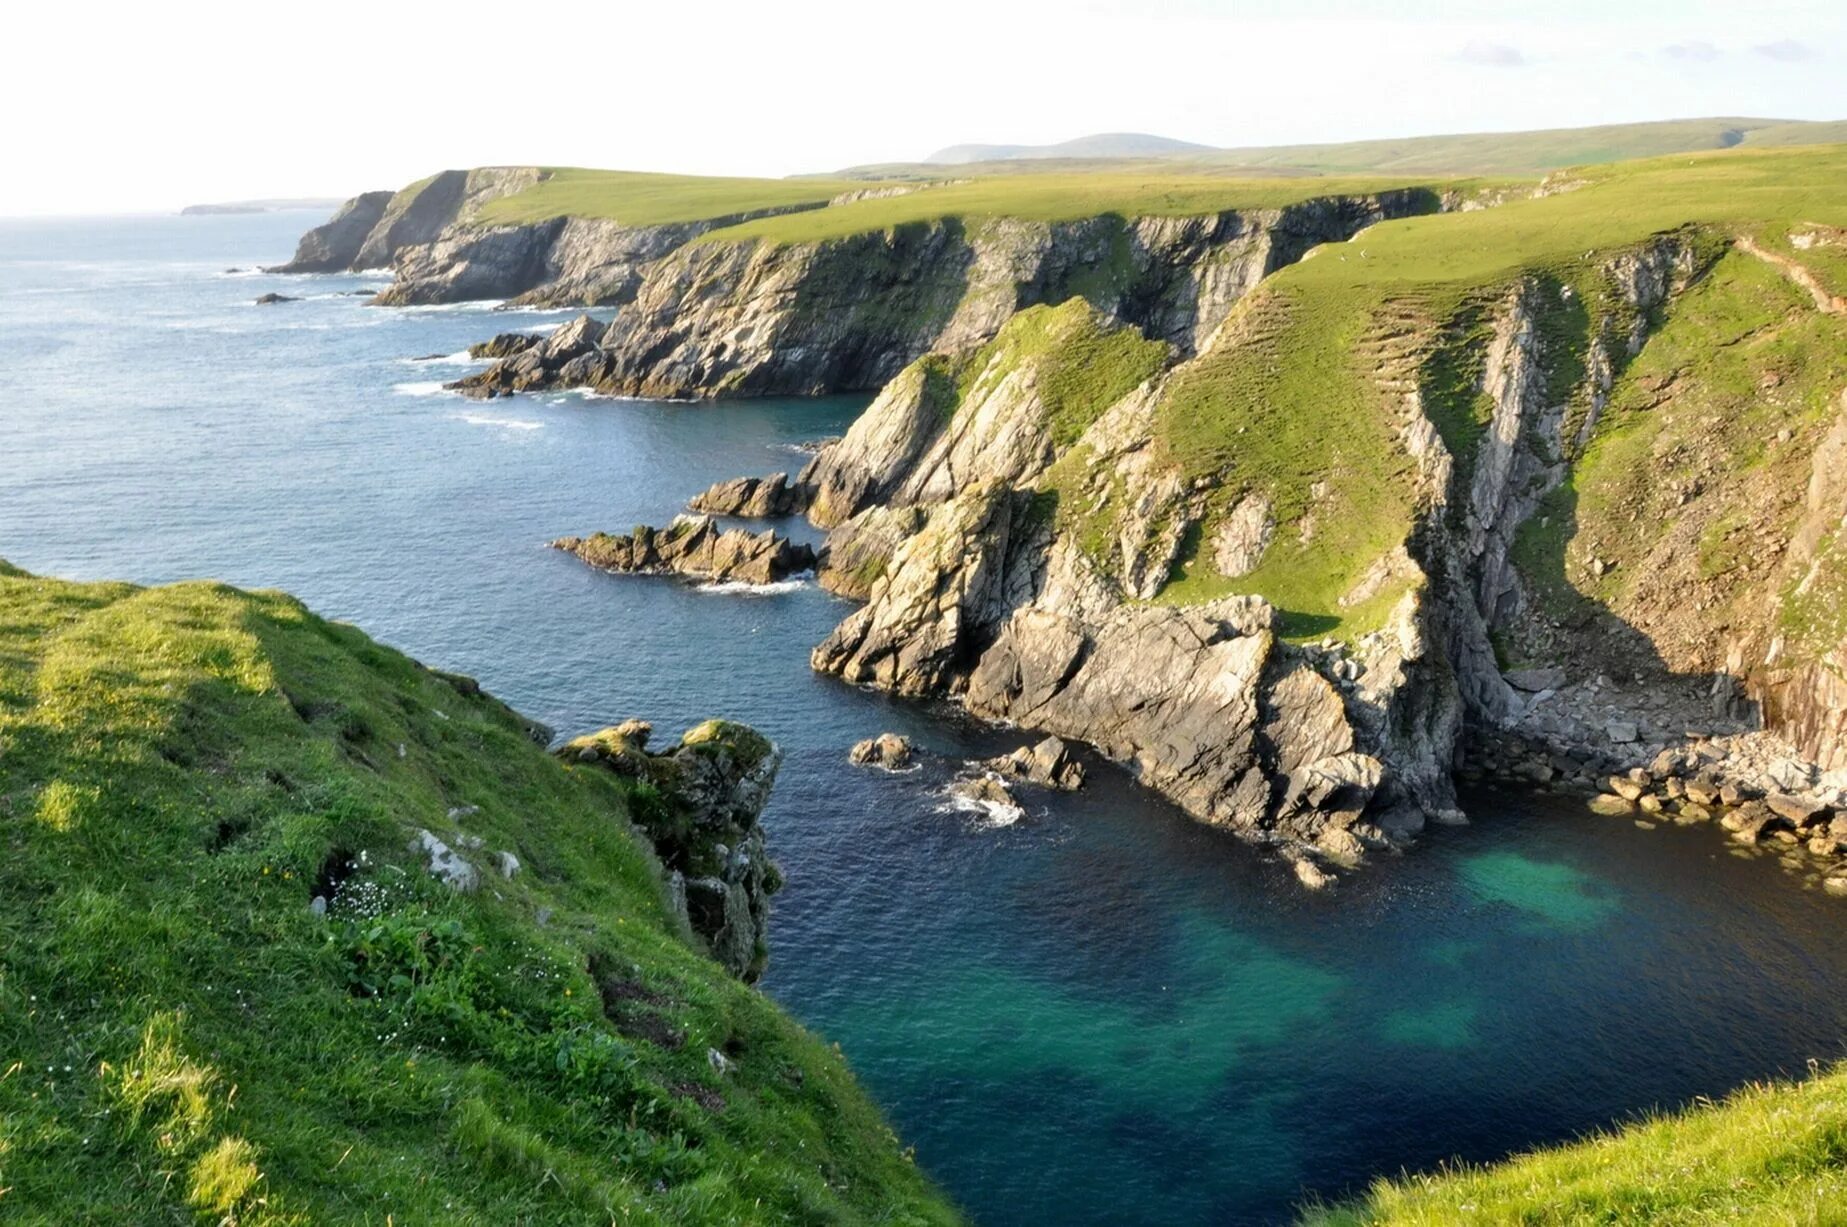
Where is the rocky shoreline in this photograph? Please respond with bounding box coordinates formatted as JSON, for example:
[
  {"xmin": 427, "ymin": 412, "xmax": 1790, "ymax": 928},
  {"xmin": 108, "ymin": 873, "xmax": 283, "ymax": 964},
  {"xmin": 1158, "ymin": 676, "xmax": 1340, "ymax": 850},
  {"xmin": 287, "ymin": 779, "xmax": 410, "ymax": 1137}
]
[{"xmin": 277, "ymin": 173, "xmax": 1847, "ymax": 895}]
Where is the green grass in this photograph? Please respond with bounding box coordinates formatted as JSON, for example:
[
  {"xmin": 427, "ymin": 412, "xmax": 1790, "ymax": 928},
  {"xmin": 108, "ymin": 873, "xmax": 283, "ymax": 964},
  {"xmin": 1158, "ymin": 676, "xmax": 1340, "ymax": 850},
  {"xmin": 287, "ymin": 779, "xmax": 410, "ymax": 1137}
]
[
  {"xmin": 1302, "ymin": 1061, "xmax": 1847, "ymax": 1225},
  {"xmin": 473, "ymin": 167, "xmax": 869, "ymax": 228},
  {"xmin": 699, "ymin": 172, "xmax": 1457, "ymax": 247},
  {"xmin": 1141, "ymin": 144, "xmax": 1847, "ymax": 640},
  {"xmin": 958, "ymin": 300, "xmax": 1169, "ymax": 448},
  {"xmin": 0, "ymin": 566, "xmax": 956, "ymax": 1224},
  {"xmin": 1202, "ymin": 117, "xmax": 1847, "ymax": 177}
]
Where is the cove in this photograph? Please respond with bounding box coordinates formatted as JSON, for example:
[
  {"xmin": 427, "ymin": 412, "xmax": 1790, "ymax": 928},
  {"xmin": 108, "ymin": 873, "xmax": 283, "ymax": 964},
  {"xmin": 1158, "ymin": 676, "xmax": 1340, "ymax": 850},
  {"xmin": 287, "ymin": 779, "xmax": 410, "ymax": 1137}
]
[{"xmin": 5, "ymin": 211, "xmax": 1847, "ymax": 1225}]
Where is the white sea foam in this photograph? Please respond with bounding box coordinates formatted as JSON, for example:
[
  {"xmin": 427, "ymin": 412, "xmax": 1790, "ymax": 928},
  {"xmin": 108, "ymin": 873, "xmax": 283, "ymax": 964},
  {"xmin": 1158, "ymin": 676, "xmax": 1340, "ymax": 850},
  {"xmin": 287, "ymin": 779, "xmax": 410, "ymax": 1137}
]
[
  {"xmin": 455, "ymin": 412, "xmax": 544, "ymax": 431},
  {"xmin": 694, "ymin": 576, "xmax": 811, "ymax": 596},
  {"xmin": 940, "ymin": 789, "xmax": 1025, "ymax": 829},
  {"xmin": 402, "ymin": 350, "xmax": 485, "ymax": 367},
  {"xmin": 393, "ymin": 299, "xmax": 508, "ymax": 314},
  {"xmin": 392, "ymin": 380, "xmax": 455, "ymax": 397}
]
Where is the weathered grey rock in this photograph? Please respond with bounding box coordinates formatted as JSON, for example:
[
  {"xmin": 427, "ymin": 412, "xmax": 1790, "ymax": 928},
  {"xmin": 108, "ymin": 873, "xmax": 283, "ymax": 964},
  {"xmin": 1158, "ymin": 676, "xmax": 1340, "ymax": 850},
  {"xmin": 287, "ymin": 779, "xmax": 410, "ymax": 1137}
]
[
  {"xmin": 440, "ymin": 191, "xmax": 1438, "ymax": 400},
  {"xmin": 552, "ymin": 516, "xmax": 815, "ymax": 586},
  {"xmin": 560, "ymin": 719, "xmax": 782, "ymax": 980},
  {"xmin": 1505, "ymin": 666, "xmax": 1568, "ymax": 693},
  {"xmin": 1212, "ymin": 494, "xmax": 1274, "ymax": 577},
  {"xmin": 815, "ymin": 504, "xmax": 929, "ymax": 599},
  {"xmin": 689, "ymin": 473, "xmax": 806, "ymax": 518},
  {"xmin": 266, "ymin": 190, "xmax": 392, "ymax": 273},
  {"xmin": 986, "ymin": 735, "xmax": 1086, "ymax": 791},
  {"xmin": 254, "ymin": 292, "xmax": 299, "ymax": 305},
  {"xmin": 411, "ymin": 829, "xmax": 479, "ymax": 893}
]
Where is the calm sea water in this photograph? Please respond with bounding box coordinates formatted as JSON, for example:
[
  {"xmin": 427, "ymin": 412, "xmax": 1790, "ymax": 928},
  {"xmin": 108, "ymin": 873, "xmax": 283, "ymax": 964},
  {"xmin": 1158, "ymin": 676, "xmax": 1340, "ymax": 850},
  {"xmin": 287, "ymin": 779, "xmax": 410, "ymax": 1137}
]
[{"xmin": 5, "ymin": 211, "xmax": 1847, "ymax": 1225}]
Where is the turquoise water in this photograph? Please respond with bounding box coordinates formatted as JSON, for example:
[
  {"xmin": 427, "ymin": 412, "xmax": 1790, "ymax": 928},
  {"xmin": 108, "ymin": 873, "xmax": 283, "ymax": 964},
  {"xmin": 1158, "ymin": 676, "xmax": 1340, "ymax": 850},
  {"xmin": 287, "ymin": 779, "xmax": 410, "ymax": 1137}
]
[{"xmin": 5, "ymin": 211, "xmax": 1847, "ymax": 1225}]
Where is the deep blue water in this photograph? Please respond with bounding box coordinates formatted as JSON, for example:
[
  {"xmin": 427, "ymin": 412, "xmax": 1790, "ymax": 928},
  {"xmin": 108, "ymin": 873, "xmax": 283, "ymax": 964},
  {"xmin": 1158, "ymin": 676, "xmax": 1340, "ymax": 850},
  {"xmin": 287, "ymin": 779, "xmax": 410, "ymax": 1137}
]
[{"xmin": 5, "ymin": 211, "xmax": 1847, "ymax": 1225}]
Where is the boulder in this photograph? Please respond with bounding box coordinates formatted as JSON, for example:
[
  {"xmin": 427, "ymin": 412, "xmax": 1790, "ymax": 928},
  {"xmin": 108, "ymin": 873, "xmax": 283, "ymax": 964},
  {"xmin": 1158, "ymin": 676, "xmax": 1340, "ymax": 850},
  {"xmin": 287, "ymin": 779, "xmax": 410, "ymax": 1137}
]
[
  {"xmin": 1608, "ymin": 775, "xmax": 1648, "ymax": 802},
  {"xmin": 1505, "ymin": 666, "xmax": 1568, "ymax": 693},
  {"xmin": 254, "ymin": 292, "xmax": 299, "ymax": 305},
  {"xmin": 986, "ymin": 735, "xmax": 1086, "ymax": 791},
  {"xmin": 849, "ymin": 733, "xmax": 914, "ymax": 769},
  {"xmin": 1766, "ymin": 792, "xmax": 1829, "ymax": 827},
  {"xmin": 1589, "ymin": 793, "xmax": 1636, "ymax": 816}
]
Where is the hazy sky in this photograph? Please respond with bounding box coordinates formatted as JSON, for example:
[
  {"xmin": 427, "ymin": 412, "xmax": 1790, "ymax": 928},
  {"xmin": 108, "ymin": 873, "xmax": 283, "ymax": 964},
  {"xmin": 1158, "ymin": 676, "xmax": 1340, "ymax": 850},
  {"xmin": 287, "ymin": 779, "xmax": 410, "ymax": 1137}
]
[{"xmin": 5, "ymin": 0, "xmax": 1842, "ymax": 215}]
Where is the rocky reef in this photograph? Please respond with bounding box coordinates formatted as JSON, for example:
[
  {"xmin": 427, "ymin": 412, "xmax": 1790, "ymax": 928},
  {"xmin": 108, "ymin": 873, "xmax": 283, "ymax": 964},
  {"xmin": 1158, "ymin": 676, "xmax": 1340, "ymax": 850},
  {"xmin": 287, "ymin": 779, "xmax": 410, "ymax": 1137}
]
[
  {"xmin": 551, "ymin": 516, "xmax": 816, "ymax": 586},
  {"xmin": 560, "ymin": 719, "xmax": 783, "ymax": 980}
]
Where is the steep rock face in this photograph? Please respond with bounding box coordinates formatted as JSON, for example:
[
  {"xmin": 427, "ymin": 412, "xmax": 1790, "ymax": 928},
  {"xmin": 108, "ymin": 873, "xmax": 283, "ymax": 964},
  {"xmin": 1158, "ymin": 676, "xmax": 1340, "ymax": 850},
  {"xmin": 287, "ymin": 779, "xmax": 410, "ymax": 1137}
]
[
  {"xmin": 799, "ymin": 302, "xmax": 1462, "ymax": 861},
  {"xmin": 552, "ymin": 516, "xmax": 816, "ymax": 585},
  {"xmin": 356, "ymin": 168, "xmax": 542, "ymax": 271},
  {"xmin": 455, "ymin": 191, "xmax": 1438, "ymax": 400},
  {"xmin": 560, "ymin": 720, "xmax": 782, "ymax": 980},
  {"xmin": 267, "ymin": 191, "xmax": 393, "ymax": 273},
  {"xmin": 268, "ymin": 169, "xmax": 540, "ymax": 280}
]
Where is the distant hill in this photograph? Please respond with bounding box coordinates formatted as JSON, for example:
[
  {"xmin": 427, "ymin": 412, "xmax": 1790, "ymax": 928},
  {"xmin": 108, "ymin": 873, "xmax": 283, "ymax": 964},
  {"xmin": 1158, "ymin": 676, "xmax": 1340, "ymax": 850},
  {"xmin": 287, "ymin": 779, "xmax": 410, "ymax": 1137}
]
[
  {"xmin": 179, "ymin": 197, "xmax": 345, "ymax": 216},
  {"xmin": 894, "ymin": 117, "xmax": 1847, "ymax": 178},
  {"xmin": 925, "ymin": 132, "xmax": 1217, "ymax": 164}
]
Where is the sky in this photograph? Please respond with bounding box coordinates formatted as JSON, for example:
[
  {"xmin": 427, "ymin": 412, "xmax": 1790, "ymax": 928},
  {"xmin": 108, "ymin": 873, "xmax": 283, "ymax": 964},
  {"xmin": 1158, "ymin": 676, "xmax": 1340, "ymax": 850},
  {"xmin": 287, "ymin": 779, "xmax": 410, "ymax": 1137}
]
[{"xmin": 3, "ymin": 0, "xmax": 1843, "ymax": 215}]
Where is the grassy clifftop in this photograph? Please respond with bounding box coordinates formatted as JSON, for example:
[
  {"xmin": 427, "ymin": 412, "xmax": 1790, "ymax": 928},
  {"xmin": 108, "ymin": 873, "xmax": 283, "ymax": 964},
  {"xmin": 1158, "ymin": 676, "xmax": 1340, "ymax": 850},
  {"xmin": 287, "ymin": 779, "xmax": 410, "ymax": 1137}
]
[
  {"xmin": 1151, "ymin": 145, "xmax": 1847, "ymax": 640},
  {"xmin": 1304, "ymin": 1062, "xmax": 1847, "ymax": 1224},
  {"xmin": 0, "ymin": 565, "xmax": 955, "ymax": 1224}
]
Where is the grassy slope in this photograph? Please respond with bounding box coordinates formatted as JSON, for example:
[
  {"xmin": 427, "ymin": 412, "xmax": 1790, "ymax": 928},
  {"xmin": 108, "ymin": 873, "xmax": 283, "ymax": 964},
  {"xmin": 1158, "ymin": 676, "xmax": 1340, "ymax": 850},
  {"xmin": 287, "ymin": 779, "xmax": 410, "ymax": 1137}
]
[
  {"xmin": 0, "ymin": 564, "xmax": 955, "ymax": 1225},
  {"xmin": 473, "ymin": 167, "xmax": 869, "ymax": 227},
  {"xmin": 698, "ymin": 172, "xmax": 1458, "ymax": 246},
  {"xmin": 1150, "ymin": 145, "xmax": 1847, "ymax": 640},
  {"xmin": 1205, "ymin": 117, "xmax": 1845, "ymax": 176},
  {"xmin": 1302, "ymin": 1062, "xmax": 1847, "ymax": 1225},
  {"xmin": 839, "ymin": 119, "xmax": 1847, "ymax": 181},
  {"xmin": 1511, "ymin": 242, "xmax": 1847, "ymax": 662}
]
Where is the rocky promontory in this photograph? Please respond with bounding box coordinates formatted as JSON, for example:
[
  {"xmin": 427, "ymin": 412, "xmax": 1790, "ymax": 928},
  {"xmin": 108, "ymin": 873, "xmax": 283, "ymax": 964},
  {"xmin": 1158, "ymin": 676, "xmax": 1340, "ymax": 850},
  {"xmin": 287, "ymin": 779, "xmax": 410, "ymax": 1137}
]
[
  {"xmin": 560, "ymin": 719, "xmax": 783, "ymax": 980},
  {"xmin": 551, "ymin": 516, "xmax": 816, "ymax": 585}
]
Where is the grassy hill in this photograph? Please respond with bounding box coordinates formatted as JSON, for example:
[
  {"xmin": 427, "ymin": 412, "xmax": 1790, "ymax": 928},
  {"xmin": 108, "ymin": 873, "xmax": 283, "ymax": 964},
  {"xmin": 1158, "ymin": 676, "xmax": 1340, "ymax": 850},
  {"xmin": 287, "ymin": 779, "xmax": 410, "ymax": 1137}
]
[
  {"xmin": 924, "ymin": 132, "xmax": 1216, "ymax": 164},
  {"xmin": 1302, "ymin": 1062, "xmax": 1847, "ymax": 1224},
  {"xmin": 0, "ymin": 563, "xmax": 956, "ymax": 1224},
  {"xmin": 864, "ymin": 118, "xmax": 1847, "ymax": 179},
  {"xmin": 1145, "ymin": 144, "xmax": 1847, "ymax": 640},
  {"xmin": 472, "ymin": 167, "xmax": 870, "ymax": 228},
  {"xmin": 1204, "ymin": 117, "xmax": 1847, "ymax": 176}
]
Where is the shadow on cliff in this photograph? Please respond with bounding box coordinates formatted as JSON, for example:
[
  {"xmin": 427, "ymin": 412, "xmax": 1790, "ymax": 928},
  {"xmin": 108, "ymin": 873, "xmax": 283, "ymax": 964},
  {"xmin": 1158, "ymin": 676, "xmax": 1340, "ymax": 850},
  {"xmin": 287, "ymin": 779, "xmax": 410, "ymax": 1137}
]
[{"xmin": 1495, "ymin": 475, "xmax": 1755, "ymax": 731}]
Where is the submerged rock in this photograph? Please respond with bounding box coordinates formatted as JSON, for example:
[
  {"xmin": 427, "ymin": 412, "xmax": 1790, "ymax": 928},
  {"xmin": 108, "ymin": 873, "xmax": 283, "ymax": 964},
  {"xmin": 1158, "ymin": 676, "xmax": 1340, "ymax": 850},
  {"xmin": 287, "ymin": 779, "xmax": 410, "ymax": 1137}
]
[
  {"xmin": 551, "ymin": 516, "xmax": 815, "ymax": 586},
  {"xmin": 254, "ymin": 292, "xmax": 299, "ymax": 305},
  {"xmin": 561, "ymin": 719, "xmax": 782, "ymax": 980}
]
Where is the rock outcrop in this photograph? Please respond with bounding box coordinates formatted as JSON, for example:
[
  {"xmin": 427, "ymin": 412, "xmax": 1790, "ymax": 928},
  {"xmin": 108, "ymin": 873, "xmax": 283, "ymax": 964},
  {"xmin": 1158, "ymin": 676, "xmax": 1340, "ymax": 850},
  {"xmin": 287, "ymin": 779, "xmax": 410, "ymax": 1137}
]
[
  {"xmin": 267, "ymin": 169, "xmax": 541, "ymax": 282},
  {"xmin": 560, "ymin": 719, "xmax": 782, "ymax": 980},
  {"xmin": 552, "ymin": 516, "xmax": 816, "ymax": 586},
  {"xmin": 442, "ymin": 190, "xmax": 1438, "ymax": 400},
  {"xmin": 267, "ymin": 190, "xmax": 393, "ymax": 273},
  {"xmin": 849, "ymin": 732, "xmax": 914, "ymax": 769}
]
